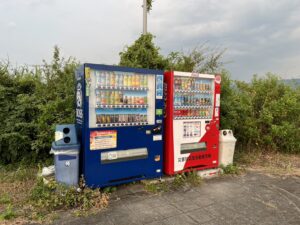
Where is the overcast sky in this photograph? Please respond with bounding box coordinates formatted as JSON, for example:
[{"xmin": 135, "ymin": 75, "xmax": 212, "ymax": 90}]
[{"xmin": 1, "ymin": 0, "xmax": 300, "ymax": 80}]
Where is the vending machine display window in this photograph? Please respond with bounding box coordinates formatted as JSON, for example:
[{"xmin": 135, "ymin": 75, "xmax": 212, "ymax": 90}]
[
  {"xmin": 89, "ymin": 70, "xmax": 156, "ymax": 128},
  {"xmin": 173, "ymin": 76, "xmax": 214, "ymax": 120}
]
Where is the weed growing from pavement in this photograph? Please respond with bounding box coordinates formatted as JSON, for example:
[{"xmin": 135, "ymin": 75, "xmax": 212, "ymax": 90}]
[
  {"xmin": 145, "ymin": 181, "xmax": 169, "ymax": 193},
  {"xmin": 144, "ymin": 171, "xmax": 202, "ymax": 193},
  {"xmin": 220, "ymin": 164, "xmax": 242, "ymax": 175}
]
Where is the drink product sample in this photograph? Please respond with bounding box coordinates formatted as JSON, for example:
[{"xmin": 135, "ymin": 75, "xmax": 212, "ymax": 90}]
[{"xmin": 128, "ymin": 75, "xmax": 132, "ymax": 88}]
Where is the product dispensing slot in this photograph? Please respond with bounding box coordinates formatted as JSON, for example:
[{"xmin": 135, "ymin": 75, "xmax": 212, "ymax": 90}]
[
  {"xmin": 101, "ymin": 148, "xmax": 148, "ymax": 164},
  {"xmin": 180, "ymin": 142, "xmax": 207, "ymax": 154}
]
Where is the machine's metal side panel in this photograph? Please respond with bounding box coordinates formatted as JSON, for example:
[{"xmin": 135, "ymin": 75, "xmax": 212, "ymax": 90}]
[{"xmin": 163, "ymin": 71, "xmax": 175, "ymax": 175}]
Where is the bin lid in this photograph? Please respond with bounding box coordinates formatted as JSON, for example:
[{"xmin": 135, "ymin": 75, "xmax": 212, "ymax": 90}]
[
  {"xmin": 219, "ymin": 130, "xmax": 237, "ymax": 142},
  {"xmin": 51, "ymin": 142, "xmax": 80, "ymax": 151}
]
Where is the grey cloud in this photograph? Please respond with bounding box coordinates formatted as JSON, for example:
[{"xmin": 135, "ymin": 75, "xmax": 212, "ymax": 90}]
[
  {"xmin": 0, "ymin": 0, "xmax": 299, "ymax": 80},
  {"xmin": 149, "ymin": 0, "xmax": 300, "ymax": 80}
]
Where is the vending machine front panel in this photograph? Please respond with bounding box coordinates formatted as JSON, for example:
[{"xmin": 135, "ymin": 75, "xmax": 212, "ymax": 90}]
[
  {"xmin": 77, "ymin": 64, "xmax": 164, "ymax": 187},
  {"xmin": 164, "ymin": 71, "xmax": 221, "ymax": 175}
]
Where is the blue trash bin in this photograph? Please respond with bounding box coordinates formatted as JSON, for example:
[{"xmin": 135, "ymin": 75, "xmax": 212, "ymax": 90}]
[{"xmin": 51, "ymin": 142, "xmax": 80, "ymax": 186}]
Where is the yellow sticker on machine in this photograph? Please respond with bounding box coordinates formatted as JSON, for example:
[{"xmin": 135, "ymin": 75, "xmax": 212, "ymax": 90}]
[
  {"xmin": 85, "ymin": 67, "xmax": 90, "ymax": 79},
  {"xmin": 90, "ymin": 130, "xmax": 117, "ymax": 150}
]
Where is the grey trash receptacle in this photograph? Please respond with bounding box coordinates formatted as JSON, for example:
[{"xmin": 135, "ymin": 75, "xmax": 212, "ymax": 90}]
[
  {"xmin": 51, "ymin": 142, "xmax": 80, "ymax": 186},
  {"xmin": 51, "ymin": 124, "xmax": 80, "ymax": 186}
]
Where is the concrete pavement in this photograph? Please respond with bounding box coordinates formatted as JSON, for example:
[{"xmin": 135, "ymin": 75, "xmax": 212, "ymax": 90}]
[{"xmin": 53, "ymin": 170, "xmax": 300, "ymax": 225}]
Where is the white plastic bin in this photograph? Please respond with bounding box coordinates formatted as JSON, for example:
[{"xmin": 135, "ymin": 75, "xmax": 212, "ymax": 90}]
[{"xmin": 219, "ymin": 130, "xmax": 237, "ymax": 167}]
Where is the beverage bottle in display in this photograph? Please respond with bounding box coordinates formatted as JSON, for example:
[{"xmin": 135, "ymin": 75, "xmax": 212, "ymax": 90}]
[
  {"xmin": 100, "ymin": 91, "xmax": 104, "ymax": 105},
  {"xmin": 128, "ymin": 95, "xmax": 132, "ymax": 105},
  {"xmin": 135, "ymin": 96, "xmax": 139, "ymax": 104},
  {"xmin": 143, "ymin": 75, "xmax": 147, "ymax": 88},
  {"xmin": 115, "ymin": 91, "xmax": 119, "ymax": 104},
  {"xmin": 144, "ymin": 75, "xmax": 148, "ymax": 88},
  {"xmin": 104, "ymin": 73, "xmax": 108, "ymax": 87},
  {"xmin": 96, "ymin": 73, "xmax": 100, "ymax": 87},
  {"xmin": 110, "ymin": 91, "xmax": 115, "ymax": 105},
  {"xmin": 190, "ymin": 78, "xmax": 194, "ymax": 90},
  {"xmin": 113, "ymin": 73, "xmax": 117, "ymax": 87},
  {"xmin": 119, "ymin": 91, "xmax": 123, "ymax": 104},
  {"xmin": 144, "ymin": 95, "xmax": 147, "ymax": 104},
  {"xmin": 131, "ymin": 75, "xmax": 135, "ymax": 87},
  {"xmin": 115, "ymin": 74, "xmax": 119, "ymax": 88},
  {"xmin": 123, "ymin": 74, "xmax": 128, "ymax": 87},
  {"xmin": 128, "ymin": 75, "xmax": 132, "ymax": 88},
  {"xmin": 135, "ymin": 75, "xmax": 139, "ymax": 87},
  {"xmin": 119, "ymin": 74, "xmax": 123, "ymax": 87},
  {"xmin": 108, "ymin": 72, "xmax": 112, "ymax": 87},
  {"xmin": 124, "ymin": 95, "xmax": 128, "ymax": 104},
  {"xmin": 141, "ymin": 96, "xmax": 144, "ymax": 104},
  {"xmin": 95, "ymin": 90, "xmax": 100, "ymax": 105},
  {"xmin": 174, "ymin": 78, "xmax": 178, "ymax": 90},
  {"xmin": 101, "ymin": 72, "xmax": 106, "ymax": 86}
]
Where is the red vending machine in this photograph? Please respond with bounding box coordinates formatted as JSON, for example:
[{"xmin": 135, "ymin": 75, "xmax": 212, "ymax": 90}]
[{"xmin": 164, "ymin": 71, "xmax": 221, "ymax": 175}]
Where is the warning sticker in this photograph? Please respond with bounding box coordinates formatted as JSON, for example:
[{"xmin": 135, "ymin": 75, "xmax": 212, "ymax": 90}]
[{"xmin": 90, "ymin": 130, "xmax": 117, "ymax": 150}]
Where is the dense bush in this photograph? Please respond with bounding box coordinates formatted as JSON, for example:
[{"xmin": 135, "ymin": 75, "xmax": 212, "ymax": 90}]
[
  {"xmin": 0, "ymin": 47, "xmax": 78, "ymax": 163},
  {"xmin": 221, "ymin": 73, "xmax": 300, "ymax": 153}
]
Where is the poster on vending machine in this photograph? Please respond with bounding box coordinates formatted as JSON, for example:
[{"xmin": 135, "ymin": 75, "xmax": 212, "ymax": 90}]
[{"xmin": 90, "ymin": 130, "xmax": 117, "ymax": 150}]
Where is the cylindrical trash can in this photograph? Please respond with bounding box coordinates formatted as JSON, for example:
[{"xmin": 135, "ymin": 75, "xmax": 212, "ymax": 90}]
[
  {"xmin": 51, "ymin": 143, "xmax": 80, "ymax": 186},
  {"xmin": 219, "ymin": 130, "xmax": 237, "ymax": 167}
]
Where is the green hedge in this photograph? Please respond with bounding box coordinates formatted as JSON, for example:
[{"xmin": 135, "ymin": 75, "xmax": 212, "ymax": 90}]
[
  {"xmin": 221, "ymin": 72, "xmax": 300, "ymax": 153},
  {"xmin": 0, "ymin": 47, "xmax": 78, "ymax": 163},
  {"xmin": 0, "ymin": 47, "xmax": 299, "ymax": 164}
]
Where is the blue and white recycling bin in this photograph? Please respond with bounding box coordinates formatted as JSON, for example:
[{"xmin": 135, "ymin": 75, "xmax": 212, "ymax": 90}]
[{"xmin": 51, "ymin": 124, "xmax": 80, "ymax": 186}]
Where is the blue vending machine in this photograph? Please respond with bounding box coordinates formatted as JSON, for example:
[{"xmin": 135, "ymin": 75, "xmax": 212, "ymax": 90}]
[{"xmin": 75, "ymin": 64, "xmax": 164, "ymax": 187}]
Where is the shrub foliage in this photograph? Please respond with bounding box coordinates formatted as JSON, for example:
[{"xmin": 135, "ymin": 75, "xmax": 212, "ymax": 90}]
[
  {"xmin": 0, "ymin": 46, "xmax": 78, "ymax": 163},
  {"xmin": 0, "ymin": 39, "xmax": 299, "ymax": 164}
]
